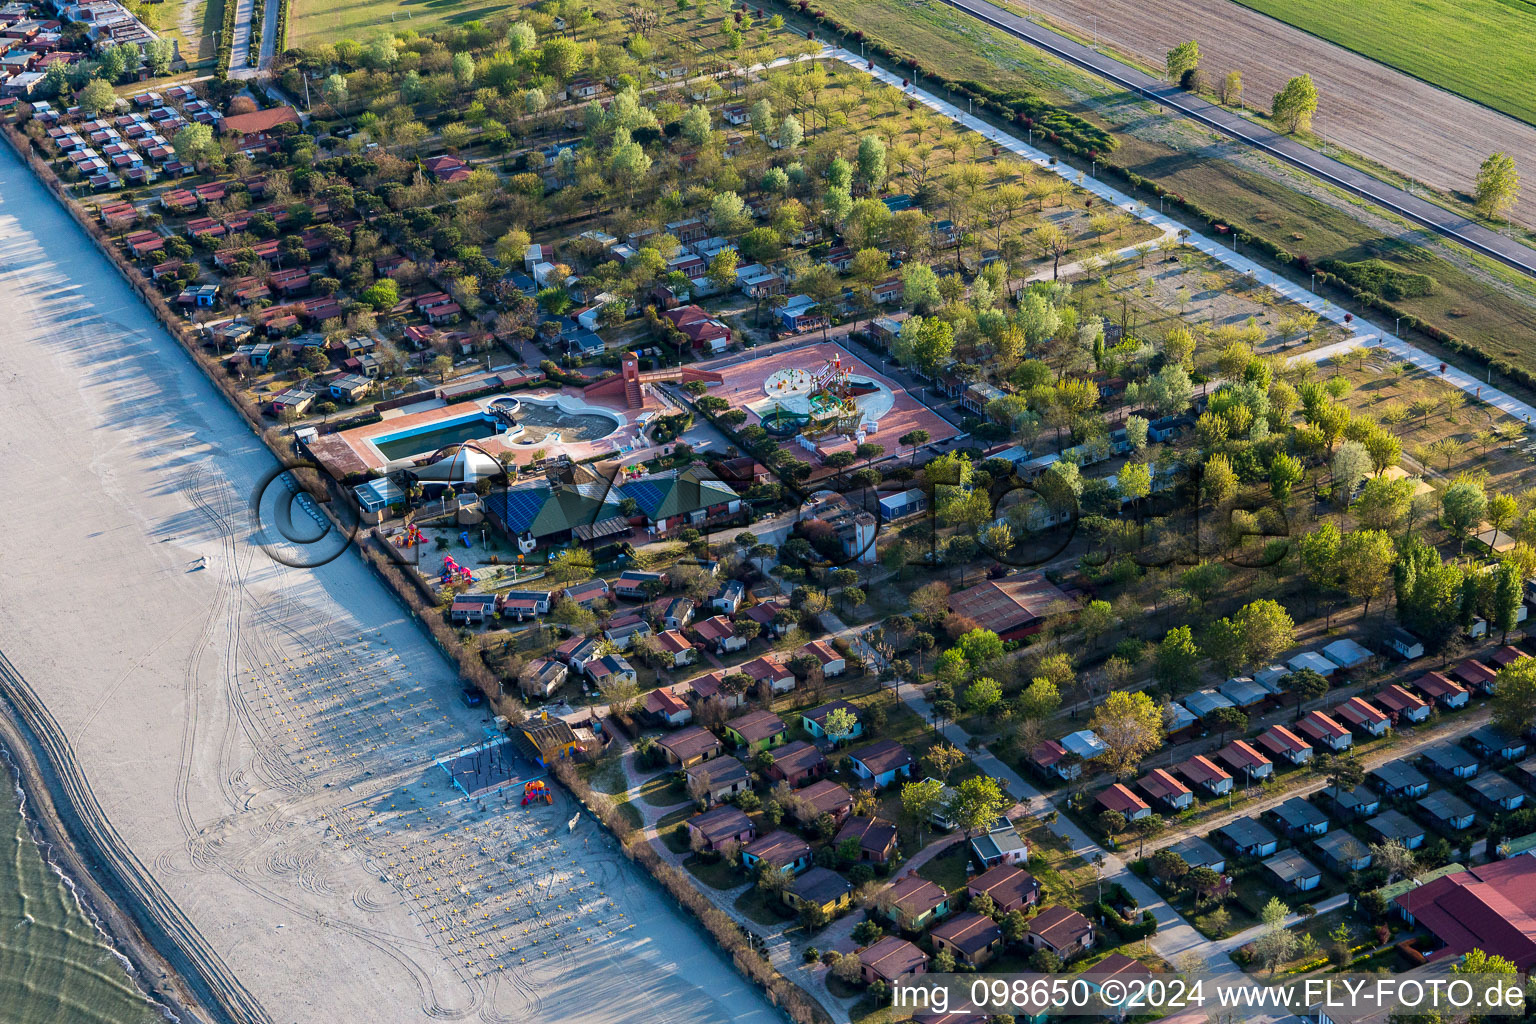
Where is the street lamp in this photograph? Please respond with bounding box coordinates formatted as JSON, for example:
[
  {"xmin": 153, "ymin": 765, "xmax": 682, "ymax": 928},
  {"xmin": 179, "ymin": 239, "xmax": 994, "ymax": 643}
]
[
  {"xmin": 1310, "ymin": 272, "xmax": 1316, "ymax": 293},
  {"xmin": 1395, "ymin": 316, "xmax": 1402, "ymax": 337}
]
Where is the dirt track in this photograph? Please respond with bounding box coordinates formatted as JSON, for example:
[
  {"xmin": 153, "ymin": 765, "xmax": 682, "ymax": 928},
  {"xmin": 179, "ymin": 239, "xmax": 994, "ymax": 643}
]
[{"xmin": 1015, "ymin": 0, "xmax": 1536, "ymax": 226}]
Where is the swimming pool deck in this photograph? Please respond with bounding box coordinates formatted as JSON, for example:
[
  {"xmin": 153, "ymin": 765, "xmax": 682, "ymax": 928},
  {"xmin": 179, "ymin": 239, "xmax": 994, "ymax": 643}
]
[
  {"xmin": 700, "ymin": 342, "xmax": 960, "ymax": 460},
  {"xmin": 311, "ymin": 386, "xmax": 665, "ymax": 477}
]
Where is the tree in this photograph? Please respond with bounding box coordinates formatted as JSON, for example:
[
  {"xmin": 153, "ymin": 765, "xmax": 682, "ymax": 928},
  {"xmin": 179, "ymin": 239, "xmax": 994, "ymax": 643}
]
[
  {"xmin": 1153, "ymin": 626, "xmax": 1201, "ymax": 693},
  {"xmin": 1269, "ymin": 453, "xmax": 1303, "ymax": 503},
  {"xmin": 1017, "ymin": 677, "xmax": 1061, "ymax": 720},
  {"xmin": 777, "ymin": 114, "xmax": 803, "ymax": 151},
  {"xmin": 1151, "ymin": 849, "xmax": 1190, "ymax": 885},
  {"xmin": 1442, "ymin": 479, "xmax": 1487, "ymax": 551},
  {"xmin": 172, "ymin": 123, "xmax": 217, "ymax": 168},
  {"xmin": 1131, "ymin": 813, "xmax": 1165, "ymax": 857},
  {"xmin": 902, "ymin": 263, "xmax": 942, "ymax": 313},
  {"xmin": 1474, "ymin": 152, "xmax": 1521, "ymax": 221},
  {"xmin": 964, "ymin": 676, "xmax": 1003, "ymax": 713},
  {"xmin": 1395, "ymin": 538, "xmax": 1466, "ymax": 652},
  {"xmin": 1089, "ymin": 690, "xmax": 1164, "ymax": 778},
  {"xmin": 1165, "ymin": 40, "xmax": 1200, "ymax": 82},
  {"xmin": 540, "ymin": 36, "xmax": 584, "ymax": 84},
  {"xmin": 1337, "ymin": 529, "xmax": 1395, "ymax": 618},
  {"xmin": 1453, "ymin": 949, "xmax": 1518, "ymax": 977},
  {"xmin": 1271, "ymin": 74, "xmax": 1318, "ymax": 134},
  {"xmin": 900, "ymin": 777, "xmax": 945, "ymax": 846},
  {"xmin": 948, "ymin": 775, "xmax": 1011, "ymax": 837},
  {"xmin": 78, "ymin": 78, "xmax": 118, "ymax": 117},
  {"xmin": 1369, "ymin": 838, "xmax": 1416, "ymax": 882},
  {"xmin": 1221, "ymin": 70, "xmax": 1243, "ymax": 107},
  {"xmin": 1031, "ymin": 223, "xmax": 1071, "ymax": 279},
  {"xmin": 1281, "ymin": 668, "xmax": 1329, "ymax": 722},
  {"xmin": 1491, "ymin": 658, "xmax": 1536, "ymax": 736},
  {"xmin": 1232, "ymin": 598, "xmax": 1297, "ymax": 668},
  {"xmin": 856, "ymin": 134, "xmax": 887, "ymax": 193},
  {"xmin": 1208, "ymin": 706, "xmax": 1248, "ymax": 747},
  {"xmin": 1489, "ymin": 559, "xmax": 1523, "ymax": 643},
  {"xmin": 923, "ymin": 743, "xmax": 967, "ymax": 782},
  {"xmin": 1255, "ymin": 896, "xmax": 1297, "ymax": 973},
  {"xmin": 707, "ymin": 249, "xmax": 740, "ymax": 292}
]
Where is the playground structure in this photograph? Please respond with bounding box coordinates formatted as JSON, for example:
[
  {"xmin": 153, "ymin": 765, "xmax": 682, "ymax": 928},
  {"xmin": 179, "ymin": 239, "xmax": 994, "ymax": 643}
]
[
  {"xmin": 522, "ymin": 779, "xmax": 553, "ymax": 805},
  {"xmin": 440, "ymin": 555, "xmax": 473, "ymax": 586},
  {"xmin": 761, "ymin": 354, "xmax": 869, "ymax": 439},
  {"xmin": 395, "ymin": 523, "xmax": 424, "ymax": 547}
]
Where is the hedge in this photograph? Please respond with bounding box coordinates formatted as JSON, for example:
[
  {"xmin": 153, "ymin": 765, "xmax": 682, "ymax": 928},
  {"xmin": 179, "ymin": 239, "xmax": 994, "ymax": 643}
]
[{"xmin": 216, "ymin": 0, "xmax": 238, "ymax": 76}]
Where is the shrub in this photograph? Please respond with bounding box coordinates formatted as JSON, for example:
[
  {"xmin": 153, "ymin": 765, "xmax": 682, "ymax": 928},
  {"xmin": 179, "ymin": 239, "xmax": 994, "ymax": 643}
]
[{"xmin": 1318, "ymin": 259, "xmax": 1436, "ymax": 300}]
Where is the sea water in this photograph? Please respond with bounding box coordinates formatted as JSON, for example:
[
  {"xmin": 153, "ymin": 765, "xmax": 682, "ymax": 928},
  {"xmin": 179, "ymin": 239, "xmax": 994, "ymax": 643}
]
[{"xmin": 0, "ymin": 766, "xmax": 162, "ymax": 1024}]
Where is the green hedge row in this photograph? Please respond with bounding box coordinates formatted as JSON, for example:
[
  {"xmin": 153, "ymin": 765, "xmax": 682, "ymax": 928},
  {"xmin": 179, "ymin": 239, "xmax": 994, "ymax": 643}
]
[{"xmin": 216, "ymin": 0, "xmax": 238, "ymax": 76}]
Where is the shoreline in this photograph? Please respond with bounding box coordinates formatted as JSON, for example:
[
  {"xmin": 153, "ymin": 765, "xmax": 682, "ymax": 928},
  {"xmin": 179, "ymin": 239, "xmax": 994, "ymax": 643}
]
[{"xmin": 0, "ymin": 664, "xmax": 225, "ymax": 1024}]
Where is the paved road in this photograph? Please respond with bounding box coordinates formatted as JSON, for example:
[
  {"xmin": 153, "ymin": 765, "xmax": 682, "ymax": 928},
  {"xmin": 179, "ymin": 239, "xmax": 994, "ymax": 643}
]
[{"xmin": 933, "ymin": 0, "xmax": 1536, "ymax": 280}]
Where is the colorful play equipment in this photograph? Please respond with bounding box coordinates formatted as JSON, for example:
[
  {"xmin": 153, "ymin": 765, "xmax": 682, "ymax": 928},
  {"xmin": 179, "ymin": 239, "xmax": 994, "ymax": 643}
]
[
  {"xmin": 395, "ymin": 523, "xmax": 424, "ymax": 547},
  {"xmin": 522, "ymin": 780, "xmax": 553, "ymax": 806},
  {"xmin": 460, "ymin": 531, "xmax": 472, "ymax": 548},
  {"xmin": 764, "ymin": 354, "xmax": 865, "ymax": 439},
  {"xmin": 440, "ymin": 556, "xmax": 473, "ymax": 585}
]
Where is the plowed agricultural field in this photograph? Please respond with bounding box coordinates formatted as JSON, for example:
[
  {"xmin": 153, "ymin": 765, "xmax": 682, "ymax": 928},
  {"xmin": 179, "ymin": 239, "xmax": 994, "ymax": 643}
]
[{"xmin": 1011, "ymin": 0, "xmax": 1536, "ymax": 225}]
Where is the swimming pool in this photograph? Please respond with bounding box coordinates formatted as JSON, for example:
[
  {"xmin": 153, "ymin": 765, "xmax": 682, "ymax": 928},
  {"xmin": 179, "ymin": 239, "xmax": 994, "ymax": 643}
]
[{"xmin": 374, "ymin": 413, "xmax": 503, "ymax": 461}]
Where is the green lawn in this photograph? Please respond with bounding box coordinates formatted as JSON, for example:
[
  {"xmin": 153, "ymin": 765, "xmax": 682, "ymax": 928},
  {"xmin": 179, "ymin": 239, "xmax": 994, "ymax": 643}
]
[
  {"xmin": 1230, "ymin": 0, "xmax": 1536, "ymax": 126},
  {"xmin": 685, "ymin": 854, "xmax": 744, "ymax": 890},
  {"xmin": 287, "ymin": 0, "xmax": 523, "ymax": 47}
]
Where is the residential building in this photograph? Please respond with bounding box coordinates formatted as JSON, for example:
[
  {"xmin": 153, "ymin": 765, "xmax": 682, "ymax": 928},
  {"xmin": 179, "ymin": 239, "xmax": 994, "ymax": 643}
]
[
  {"xmin": 1370, "ymin": 759, "xmax": 1432, "ymax": 798},
  {"xmin": 1375, "ymin": 684, "xmax": 1431, "ymax": 724},
  {"xmin": 642, "ymin": 686, "xmax": 692, "ymax": 727},
  {"xmin": 1385, "ymin": 627, "xmax": 1425, "ymax": 660},
  {"xmin": 971, "ymin": 823, "xmax": 1029, "ymax": 869},
  {"xmin": 723, "ymin": 710, "xmax": 787, "ymax": 751},
  {"xmin": 1418, "ymin": 791, "xmax": 1477, "ymax": 830},
  {"xmin": 1271, "ymin": 796, "xmax": 1330, "ymax": 836},
  {"xmin": 882, "ymin": 875, "xmax": 952, "ymax": 931},
  {"xmin": 1218, "ymin": 817, "xmax": 1279, "ymax": 857},
  {"xmin": 1298, "ymin": 710, "xmax": 1353, "ymax": 752},
  {"xmin": 1335, "ymin": 697, "xmax": 1390, "ymax": 737},
  {"xmin": 859, "ymin": 936, "xmax": 928, "ymax": 985},
  {"xmin": 931, "ymin": 912, "xmax": 1003, "ymax": 967},
  {"xmin": 685, "ymin": 756, "xmax": 749, "ymax": 805},
  {"xmin": 1414, "ymin": 671, "xmax": 1471, "ymax": 709},
  {"xmin": 692, "ymin": 613, "xmax": 746, "ymax": 653},
  {"xmin": 1138, "ymin": 769, "xmax": 1193, "ymax": 811},
  {"xmin": 1366, "ymin": 809, "xmax": 1426, "ymax": 849},
  {"xmin": 850, "ymin": 739, "xmax": 915, "ymax": 788},
  {"xmin": 1264, "ymin": 850, "xmax": 1323, "ymax": 892},
  {"xmin": 765, "ymin": 741, "xmax": 829, "ymax": 788},
  {"xmin": 801, "ymin": 700, "xmax": 863, "ymax": 744},
  {"xmin": 740, "ymin": 830, "xmax": 811, "ymax": 874},
  {"xmin": 1331, "ymin": 784, "xmax": 1381, "ymax": 819},
  {"xmin": 834, "ymin": 816, "xmax": 899, "ymax": 865},
  {"xmin": 946, "ymin": 572, "xmax": 1079, "ymax": 640},
  {"xmin": 789, "ymin": 779, "xmax": 852, "ymax": 826},
  {"xmin": 1179, "ymin": 755, "xmax": 1234, "ymax": 796},
  {"xmin": 1467, "ymin": 773, "xmax": 1525, "ymax": 812},
  {"xmin": 1422, "ymin": 743, "xmax": 1480, "ymax": 779},
  {"xmin": 1165, "ymin": 836, "xmax": 1225, "ymax": 873},
  {"xmin": 657, "ymin": 725, "xmax": 723, "ymax": 767},
  {"xmin": 782, "ymin": 867, "xmax": 852, "ymax": 916},
  {"xmin": 1218, "ymin": 740, "xmax": 1273, "ymax": 781},
  {"xmin": 1258, "ymin": 725, "xmax": 1314, "ymax": 766},
  {"xmin": 686, "ymin": 805, "xmax": 755, "ymax": 852},
  {"xmin": 1025, "ymin": 905, "xmax": 1094, "ymax": 958},
  {"xmin": 1096, "ymin": 783, "xmax": 1151, "ymax": 821},
  {"xmin": 967, "ymin": 864, "xmax": 1039, "ymax": 914},
  {"xmin": 1468, "ymin": 725, "xmax": 1527, "ymax": 762}
]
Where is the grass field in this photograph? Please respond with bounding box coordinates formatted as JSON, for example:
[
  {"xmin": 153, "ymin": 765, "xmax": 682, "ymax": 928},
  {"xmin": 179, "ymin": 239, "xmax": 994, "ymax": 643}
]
[
  {"xmin": 287, "ymin": 0, "xmax": 522, "ymax": 47},
  {"xmin": 155, "ymin": 0, "xmax": 225, "ymax": 65},
  {"xmin": 1229, "ymin": 0, "xmax": 1536, "ymax": 126}
]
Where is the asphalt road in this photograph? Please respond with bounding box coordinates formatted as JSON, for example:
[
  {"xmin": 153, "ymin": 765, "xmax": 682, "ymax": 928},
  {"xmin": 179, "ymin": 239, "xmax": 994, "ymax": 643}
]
[{"xmin": 935, "ymin": 0, "xmax": 1536, "ymax": 280}]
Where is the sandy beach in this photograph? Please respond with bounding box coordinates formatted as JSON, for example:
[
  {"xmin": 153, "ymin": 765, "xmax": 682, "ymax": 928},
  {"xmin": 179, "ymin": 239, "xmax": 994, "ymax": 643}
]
[{"xmin": 0, "ymin": 143, "xmax": 779, "ymax": 1024}]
